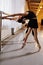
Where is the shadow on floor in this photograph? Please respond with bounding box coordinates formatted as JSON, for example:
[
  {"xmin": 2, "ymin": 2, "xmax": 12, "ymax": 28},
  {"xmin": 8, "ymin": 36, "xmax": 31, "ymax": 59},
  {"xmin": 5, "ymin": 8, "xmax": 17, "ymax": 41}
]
[
  {"xmin": 0, "ymin": 46, "xmax": 41, "ymax": 62},
  {"xmin": 1, "ymin": 41, "xmax": 35, "ymax": 54}
]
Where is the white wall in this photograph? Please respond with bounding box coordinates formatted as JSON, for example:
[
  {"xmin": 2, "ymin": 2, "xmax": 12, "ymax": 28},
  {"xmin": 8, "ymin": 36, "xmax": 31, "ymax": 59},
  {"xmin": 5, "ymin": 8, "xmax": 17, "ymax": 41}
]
[{"xmin": 0, "ymin": 0, "xmax": 25, "ymax": 28}]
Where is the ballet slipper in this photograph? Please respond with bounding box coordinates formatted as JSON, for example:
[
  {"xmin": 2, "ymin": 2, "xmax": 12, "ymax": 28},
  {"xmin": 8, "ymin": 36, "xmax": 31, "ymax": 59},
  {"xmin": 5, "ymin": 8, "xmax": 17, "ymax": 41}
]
[
  {"xmin": 23, "ymin": 37, "xmax": 27, "ymax": 43},
  {"xmin": 37, "ymin": 44, "xmax": 41, "ymax": 49},
  {"xmin": 21, "ymin": 43, "xmax": 26, "ymax": 48},
  {"xmin": 21, "ymin": 37, "xmax": 27, "ymax": 48},
  {"xmin": 35, "ymin": 43, "xmax": 41, "ymax": 51}
]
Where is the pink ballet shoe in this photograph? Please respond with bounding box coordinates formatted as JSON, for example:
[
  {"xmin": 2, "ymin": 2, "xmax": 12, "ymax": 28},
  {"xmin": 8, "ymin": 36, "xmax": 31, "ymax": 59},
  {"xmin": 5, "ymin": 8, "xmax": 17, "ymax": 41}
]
[
  {"xmin": 23, "ymin": 38, "xmax": 27, "ymax": 43},
  {"xmin": 21, "ymin": 43, "xmax": 26, "ymax": 48}
]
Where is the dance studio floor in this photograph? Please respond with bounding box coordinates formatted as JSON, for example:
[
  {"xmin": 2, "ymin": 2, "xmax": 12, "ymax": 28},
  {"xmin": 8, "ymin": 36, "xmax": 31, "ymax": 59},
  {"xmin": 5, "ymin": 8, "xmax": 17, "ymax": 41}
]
[{"xmin": 0, "ymin": 29, "xmax": 43, "ymax": 65}]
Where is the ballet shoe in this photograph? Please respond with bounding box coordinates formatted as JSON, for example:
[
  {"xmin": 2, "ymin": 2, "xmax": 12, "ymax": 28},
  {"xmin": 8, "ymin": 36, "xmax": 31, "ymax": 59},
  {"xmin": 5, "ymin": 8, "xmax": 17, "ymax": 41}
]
[
  {"xmin": 38, "ymin": 44, "xmax": 41, "ymax": 49},
  {"xmin": 23, "ymin": 38, "xmax": 27, "ymax": 42},
  {"xmin": 35, "ymin": 44, "xmax": 41, "ymax": 49},
  {"xmin": 21, "ymin": 43, "xmax": 26, "ymax": 48}
]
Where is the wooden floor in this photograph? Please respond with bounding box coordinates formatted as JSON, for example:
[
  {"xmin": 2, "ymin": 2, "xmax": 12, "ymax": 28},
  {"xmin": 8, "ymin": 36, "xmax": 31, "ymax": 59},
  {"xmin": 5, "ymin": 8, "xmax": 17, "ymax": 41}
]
[{"xmin": 0, "ymin": 29, "xmax": 43, "ymax": 65}]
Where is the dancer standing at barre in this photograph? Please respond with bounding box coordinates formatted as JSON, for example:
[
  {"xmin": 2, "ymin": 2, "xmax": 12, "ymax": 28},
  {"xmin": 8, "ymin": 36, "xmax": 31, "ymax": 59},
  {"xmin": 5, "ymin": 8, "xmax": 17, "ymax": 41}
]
[{"xmin": 18, "ymin": 11, "xmax": 41, "ymax": 50}]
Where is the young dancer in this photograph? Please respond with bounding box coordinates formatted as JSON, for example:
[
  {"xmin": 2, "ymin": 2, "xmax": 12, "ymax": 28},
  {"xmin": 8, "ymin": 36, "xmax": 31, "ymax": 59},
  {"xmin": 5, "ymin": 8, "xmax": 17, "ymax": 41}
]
[{"xmin": 19, "ymin": 11, "xmax": 41, "ymax": 49}]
